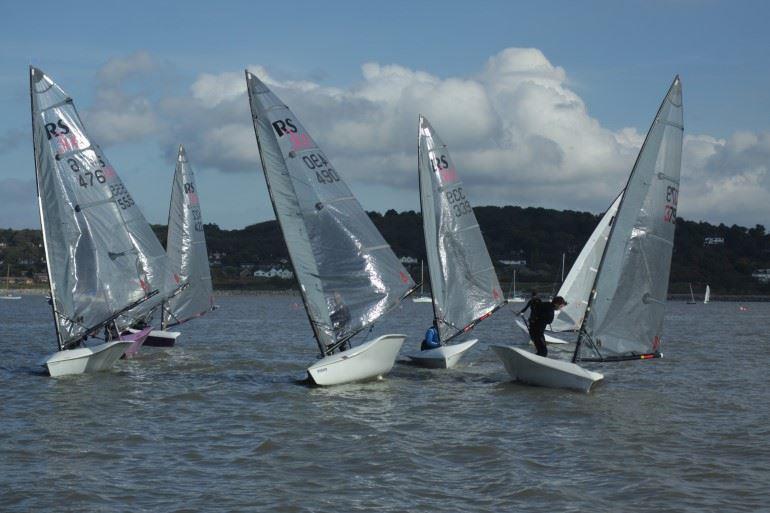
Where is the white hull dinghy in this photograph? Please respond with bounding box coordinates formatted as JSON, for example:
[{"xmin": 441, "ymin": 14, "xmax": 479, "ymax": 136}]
[
  {"xmin": 412, "ymin": 296, "xmax": 433, "ymax": 303},
  {"xmin": 30, "ymin": 67, "xmax": 168, "ymax": 377},
  {"xmin": 490, "ymin": 345, "xmax": 603, "ymax": 393},
  {"xmin": 413, "ymin": 116, "xmax": 506, "ymax": 367},
  {"xmin": 41, "ymin": 340, "xmax": 132, "ymax": 377},
  {"xmin": 307, "ymin": 334, "xmax": 406, "ymax": 386},
  {"xmin": 407, "ymin": 339, "xmax": 478, "ymax": 369},
  {"xmin": 514, "ymin": 318, "xmax": 569, "ymax": 345},
  {"xmin": 246, "ymin": 72, "xmax": 417, "ymax": 386}
]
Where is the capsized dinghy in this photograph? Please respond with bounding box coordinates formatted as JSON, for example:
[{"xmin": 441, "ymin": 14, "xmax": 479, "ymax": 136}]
[
  {"xmin": 407, "ymin": 116, "xmax": 505, "ymax": 368},
  {"xmin": 30, "ymin": 67, "xmax": 164, "ymax": 376},
  {"xmin": 495, "ymin": 76, "xmax": 683, "ymax": 390},
  {"xmin": 245, "ymin": 70, "xmax": 417, "ymax": 386}
]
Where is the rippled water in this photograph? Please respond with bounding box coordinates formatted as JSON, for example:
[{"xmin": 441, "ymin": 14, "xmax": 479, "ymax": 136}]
[{"xmin": 1, "ymin": 294, "xmax": 768, "ymax": 512}]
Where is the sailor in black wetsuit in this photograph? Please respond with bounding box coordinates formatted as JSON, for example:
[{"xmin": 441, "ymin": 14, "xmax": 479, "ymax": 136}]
[
  {"xmin": 518, "ymin": 290, "xmax": 540, "ymax": 322},
  {"xmin": 528, "ymin": 296, "xmax": 567, "ymax": 357}
]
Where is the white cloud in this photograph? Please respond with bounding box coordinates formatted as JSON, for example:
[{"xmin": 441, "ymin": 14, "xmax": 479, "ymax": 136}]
[{"xmin": 70, "ymin": 48, "xmax": 770, "ymax": 227}]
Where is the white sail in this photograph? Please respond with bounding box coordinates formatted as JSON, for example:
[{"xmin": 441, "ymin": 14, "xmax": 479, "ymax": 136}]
[
  {"xmin": 418, "ymin": 116, "xmax": 504, "ymax": 342},
  {"xmin": 575, "ymin": 76, "xmax": 683, "ymax": 362},
  {"xmin": 30, "ymin": 67, "xmax": 170, "ymax": 349},
  {"xmin": 245, "ymin": 71, "xmax": 415, "ymax": 356},
  {"xmin": 162, "ymin": 145, "xmax": 215, "ymax": 328},
  {"xmin": 550, "ymin": 192, "xmax": 623, "ymax": 332},
  {"xmin": 704, "ymin": 285, "xmax": 710, "ymax": 304}
]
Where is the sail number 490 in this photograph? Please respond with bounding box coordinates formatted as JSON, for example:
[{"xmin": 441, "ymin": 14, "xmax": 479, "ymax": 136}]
[
  {"xmin": 446, "ymin": 187, "xmax": 472, "ymax": 217},
  {"xmin": 302, "ymin": 152, "xmax": 340, "ymax": 184}
]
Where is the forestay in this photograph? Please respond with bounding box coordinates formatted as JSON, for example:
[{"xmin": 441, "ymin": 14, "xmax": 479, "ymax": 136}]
[
  {"xmin": 418, "ymin": 116, "xmax": 504, "ymax": 342},
  {"xmin": 575, "ymin": 77, "xmax": 683, "ymax": 362},
  {"xmin": 245, "ymin": 71, "xmax": 416, "ymax": 355},
  {"xmin": 163, "ymin": 145, "xmax": 215, "ymax": 328},
  {"xmin": 30, "ymin": 67, "xmax": 171, "ymax": 349},
  {"xmin": 550, "ymin": 192, "xmax": 622, "ymax": 332}
]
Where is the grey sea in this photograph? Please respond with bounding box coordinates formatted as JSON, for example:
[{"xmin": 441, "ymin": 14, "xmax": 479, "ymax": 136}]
[{"xmin": 1, "ymin": 294, "xmax": 768, "ymax": 512}]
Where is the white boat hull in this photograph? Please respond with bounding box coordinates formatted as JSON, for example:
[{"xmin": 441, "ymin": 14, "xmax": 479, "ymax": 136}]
[
  {"xmin": 507, "ymin": 297, "xmax": 526, "ymax": 303},
  {"xmin": 412, "ymin": 296, "xmax": 432, "ymax": 303},
  {"xmin": 514, "ymin": 319, "xmax": 569, "ymax": 345},
  {"xmin": 407, "ymin": 339, "xmax": 478, "ymax": 369},
  {"xmin": 307, "ymin": 334, "xmax": 406, "ymax": 386},
  {"xmin": 40, "ymin": 340, "xmax": 132, "ymax": 377},
  {"xmin": 490, "ymin": 345, "xmax": 603, "ymax": 393}
]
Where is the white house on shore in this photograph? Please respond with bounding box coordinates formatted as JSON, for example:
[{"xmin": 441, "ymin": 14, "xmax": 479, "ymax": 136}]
[{"xmin": 253, "ymin": 267, "xmax": 294, "ymax": 279}]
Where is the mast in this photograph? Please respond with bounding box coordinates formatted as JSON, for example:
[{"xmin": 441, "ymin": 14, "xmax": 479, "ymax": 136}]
[
  {"xmin": 245, "ymin": 70, "xmax": 323, "ymax": 355},
  {"xmin": 573, "ymin": 76, "xmax": 681, "ymax": 363},
  {"xmin": 29, "ymin": 66, "xmax": 63, "ymax": 351}
]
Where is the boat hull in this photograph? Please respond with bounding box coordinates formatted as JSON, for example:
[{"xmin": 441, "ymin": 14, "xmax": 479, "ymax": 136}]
[
  {"xmin": 412, "ymin": 296, "xmax": 432, "ymax": 303},
  {"xmin": 120, "ymin": 327, "xmax": 152, "ymax": 359},
  {"xmin": 127, "ymin": 328, "xmax": 181, "ymax": 347},
  {"xmin": 407, "ymin": 339, "xmax": 478, "ymax": 369},
  {"xmin": 515, "ymin": 318, "xmax": 569, "ymax": 345},
  {"xmin": 490, "ymin": 345, "xmax": 603, "ymax": 393},
  {"xmin": 307, "ymin": 334, "xmax": 406, "ymax": 386},
  {"xmin": 41, "ymin": 340, "xmax": 132, "ymax": 377}
]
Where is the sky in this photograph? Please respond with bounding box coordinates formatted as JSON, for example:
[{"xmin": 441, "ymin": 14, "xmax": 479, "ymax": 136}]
[{"xmin": 2, "ymin": 0, "xmax": 770, "ymax": 230}]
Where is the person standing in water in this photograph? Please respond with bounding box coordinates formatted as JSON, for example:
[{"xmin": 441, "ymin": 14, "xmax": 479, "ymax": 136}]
[{"xmin": 528, "ymin": 296, "xmax": 567, "ymax": 357}]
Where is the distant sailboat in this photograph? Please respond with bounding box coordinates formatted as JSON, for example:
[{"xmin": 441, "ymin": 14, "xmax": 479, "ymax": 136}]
[
  {"xmin": 408, "ymin": 116, "xmax": 505, "ymax": 368},
  {"xmin": 245, "ymin": 70, "xmax": 417, "ymax": 386},
  {"xmin": 704, "ymin": 285, "xmax": 710, "ymax": 304},
  {"xmin": 1, "ymin": 265, "xmax": 21, "ymax": 300},
  {"xmin": 130, "ymin": 145, "xmax": 217, "ymax": 347},
  {"xmin": 494, "ymin": 76, "xmax": 683, "ymax": 391},
  {"xmin": 412, "ymin": 261, "xmax": 433, "ymax": 303},
  {"xmin": 30, "ymin": 67, "xmax": 164, "ymax": 375},
  {"xmin": 507, "ymin": 269, "xmax": 526, "ymax": 303},
  {"xmin": 687, "ymin": 283, "xmax": 697, "ymax": 304}
]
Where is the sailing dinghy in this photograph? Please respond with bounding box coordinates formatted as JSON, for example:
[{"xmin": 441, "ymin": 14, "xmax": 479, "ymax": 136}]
[
  {"xmin": 507, "ymin": 270, "xmax": 525, "ymax": 303},
  {"xmin": 514, "ymin": 193, "xmax": 623, "ymax": 346},
  {"xmin": 245, "ymin": 71, "xmax": 417, "ymax": 386},
  {"xmin": 704, "ymin": 285, "xmax": 710, "ymax": 304},
  {"xmin": 408, "ymin": 116, "xmax": 505, "ymax": 369},
  {"xmin": 129, "ymin": 145, "xmax": 216, "ymax": 347},
  {"xmin": 493, "ymin": 76, "xmax": 683, "ymax": 392},
  {"xmin": 30, "ymin": 67, "xmax": 166, "ymax": 375}
]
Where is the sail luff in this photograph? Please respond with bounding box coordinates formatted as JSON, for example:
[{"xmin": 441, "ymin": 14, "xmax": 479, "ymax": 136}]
[{"xmin": 29, "ymin": 67, "xmax": 63, "ymax": 351}]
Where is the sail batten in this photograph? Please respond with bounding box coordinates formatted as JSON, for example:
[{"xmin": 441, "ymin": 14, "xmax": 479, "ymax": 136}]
[
  {"xmin": 162, "ymin": 145, "xmax": 215, "ymax": 329},
  {"xmin": 418, "ymin": 115, "xmax": 504, "ymax": 342},
  {"xmin": 574, "ymin": 76, "xmax": 683, "ymax": 361},
  {"xmin": 246, "ymin": 71, "xmax": 414, "ymax": 355},
  {"xmin": 30, "ymin": 66, "xmax": 173, "ymax": 348}
]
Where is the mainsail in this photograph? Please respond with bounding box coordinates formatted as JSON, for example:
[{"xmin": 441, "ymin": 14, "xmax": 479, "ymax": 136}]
[
  {"xmin": 704, "ymin": 285, "xmax": 710, "ymax": 304},
  {"xmin": 30, "ymin": 67, "xmax": 170, "ymax": 349},
  {"xmin": 550, "ymin": 192, "xmax": 623, "ymax": 332},
  {"xmin": 245, "ymin": 71, "xmax": 416, "ymax": 355},
  {"xmin": 575, "ymin": 76, "xmax": 683, "ymax": 362},
  {"xmin": 162, "ymin": 145, "xmax": 215, "ymax": 328},
  {"xmin": 418, "ymin": 116, "xmax": 504, "ymax": 342}
]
